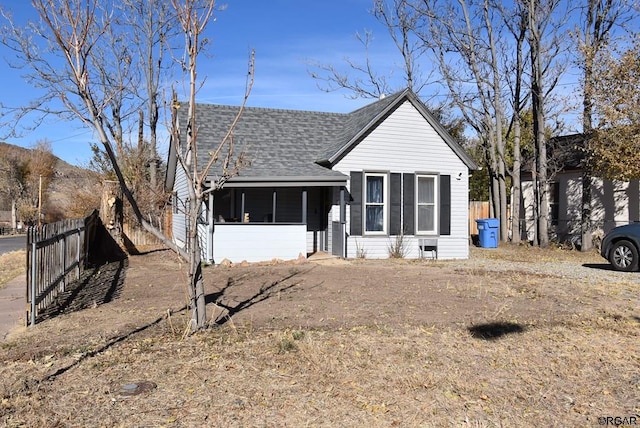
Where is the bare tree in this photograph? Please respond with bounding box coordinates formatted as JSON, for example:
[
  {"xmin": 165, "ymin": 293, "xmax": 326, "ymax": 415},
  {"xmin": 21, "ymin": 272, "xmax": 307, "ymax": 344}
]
[
  {"xmin": 575, "ymin": 0, "xmax": 635, "ymax": 250},
  {"xmin": 371, "ymin": 0, "xmax": 430, "ymax": 95},
  {"xmin": 0, "ymin": 0, "xmax": 179, "ymax": 246},
  {"xmin": 123, "ymin": 0, "xmax": 177, "ymax": 188},
  {"xmin": 524, "ymin": 0, "xmax": 570, "ymax": 248},
  {"xmin": 309, "ymin": 0, "xmax": 432, "ymax": 98},
  {"xmin": 498, "ymin": 1, "xmax": 529, "ymax": 243},
  {"xmin": 412, "ymin": 0, "xmax": 512, "ymax": 240},
  {"xmin": 170, "ymin": 0, "xmax": 253, "ymax": 330},
  {"xmin": 23, "ymin": 140, "xmax": 56, "ymax": 224},
  {"xmin": 1, "ymin": 0, "xmax": 254, "ymax": 331},
  {"xmin": 0, "ymin": 154, "xmax": 27, "ymax": 229}
]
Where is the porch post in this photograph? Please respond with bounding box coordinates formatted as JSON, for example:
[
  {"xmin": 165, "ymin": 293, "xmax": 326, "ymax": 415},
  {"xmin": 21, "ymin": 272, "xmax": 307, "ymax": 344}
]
[
  {"xmin": 340, "ymin": 187, "xmax": 346, "ymax": 258},
  {"xmin": 272, "ymin": 189, "xmax": 277, "ymax": 223},
  {"xmin": 340, "ymin": 187, "xmax": 346, "ymax": 224},
  {"xmin": 302, "ymin": 189, "xmax": 307, "ymax": 224},
  {"xmin": 241, "ymin": 191, "xmax": 246, "ymax": 222},
  {"xmin": 207, "ymin": 193, "xmax": 214, "ymax": 263}
]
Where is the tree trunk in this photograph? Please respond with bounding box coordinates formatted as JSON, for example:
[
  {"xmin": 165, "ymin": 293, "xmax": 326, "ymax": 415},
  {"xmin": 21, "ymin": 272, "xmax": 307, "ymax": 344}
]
[
  {"xmin": 188, "ymin": 198, "xmax": 207, "ymax": 329},
  {"xmin": 531, "ymin": 152, "xmax": 539, "ymax": 245},
  {"xmin": 100, "ymin": 180, "xmax": 123, "ymax": 245},
  {"xmin": 511, "ymin": 118, "xmax": 522, "ymax": 243},
  {"xmin": 535, "ymin": 116, "xmax": 549, "ymax": 247},
  {"xmin": 581, "ymin": 29, "xmax": 594, "ymax": 251},
  {"xmin": 534, "ymin": 95, "xmax": 549, "ymax": 247},
  {"xmin": 485, "ymin": 136, "xmax": 500, "ymax": 222},
  {"xmin": 581, "ymin": 172, "xmax": 593, "ymax": 250},
  {"xmin": 529, "ymin": 0, "xmax": 549, "ymax": 248},
  {"xmin": 10, "ymin": 199, "xmax": 17, "ymax": 230},
  {"xmin": 498, "ymin": 158, "xmax": 508, "ymax": 241}
]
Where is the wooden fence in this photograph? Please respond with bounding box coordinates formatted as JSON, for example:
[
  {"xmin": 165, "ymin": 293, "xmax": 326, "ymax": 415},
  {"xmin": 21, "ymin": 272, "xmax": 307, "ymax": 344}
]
[
  {"xmin": 469, "ymin": 201, "xmax": 490, "ymax": 235},
  {"xmin": 26, "ymin": 210, "xmax": 99, "ymax": 326},
  {"xmin": 122, "ymin": 222, "xmax": 164, "ymax": 250}
]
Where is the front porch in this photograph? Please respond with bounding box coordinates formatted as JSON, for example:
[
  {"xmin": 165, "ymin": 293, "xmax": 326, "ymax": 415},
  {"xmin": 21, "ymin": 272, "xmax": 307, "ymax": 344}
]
[{"xmin": 203, "ymin": 181, "xmax": 348, "ymax": 264}]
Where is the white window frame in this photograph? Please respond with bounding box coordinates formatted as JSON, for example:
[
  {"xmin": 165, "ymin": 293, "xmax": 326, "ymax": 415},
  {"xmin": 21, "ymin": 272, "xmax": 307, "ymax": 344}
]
[
  {"xmin": 416, "ymin": 174, "xmax": 438, "ymax": 235},
  {"xmin": 363, "ymin": 172, "xmax": 388, "ymax": 235}
]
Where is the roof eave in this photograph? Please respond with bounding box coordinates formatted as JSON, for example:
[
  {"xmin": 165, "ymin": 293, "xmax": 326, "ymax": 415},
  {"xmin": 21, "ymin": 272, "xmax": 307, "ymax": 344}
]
[{"xmin": 208, "ymin": 174, "xmax": 348, "ymax": 188}]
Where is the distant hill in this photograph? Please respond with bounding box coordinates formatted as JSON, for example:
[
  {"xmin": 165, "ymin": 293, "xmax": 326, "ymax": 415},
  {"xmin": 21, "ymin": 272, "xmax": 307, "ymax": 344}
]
[{"xmin": 0, "ymin": 142, "xmax": 101, "ymax": 223}]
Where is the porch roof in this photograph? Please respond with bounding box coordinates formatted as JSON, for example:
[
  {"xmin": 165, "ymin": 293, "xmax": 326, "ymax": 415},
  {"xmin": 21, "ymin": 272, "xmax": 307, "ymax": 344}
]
[{"xmin": 219, "ymin": 173, "xmax": 347, "ymax": 188}]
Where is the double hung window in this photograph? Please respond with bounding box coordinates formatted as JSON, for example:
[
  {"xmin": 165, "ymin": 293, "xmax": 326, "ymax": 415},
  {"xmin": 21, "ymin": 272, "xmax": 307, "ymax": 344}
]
[
  {"xmin": 364, "ymin": 173, "xmax": 387, "ymax": 233},
  {"xmin": 417, "ymin": 175, "xmax": 437, "ymax": 234}
]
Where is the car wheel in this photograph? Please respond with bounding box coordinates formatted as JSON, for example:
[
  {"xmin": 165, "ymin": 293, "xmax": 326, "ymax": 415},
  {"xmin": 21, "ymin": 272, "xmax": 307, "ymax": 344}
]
[{"xmin": 609, "ymin": 240, "xmax": 639, "ymax": 272}]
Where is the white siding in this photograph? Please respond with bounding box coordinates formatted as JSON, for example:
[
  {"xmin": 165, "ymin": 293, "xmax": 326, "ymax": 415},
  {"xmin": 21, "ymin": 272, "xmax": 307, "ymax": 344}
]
[
  {"xmin": 213, "ymin": 224, "xmax": 306, "ymax": 263},
  {"xmin": 334, "ymin": 101, "xmax": 470, "ymax": 260},
  {"xmin": 346, "ymin": 235, "xmax": 468, "ymax": 259},
  {"xmin": 306, "ymin": 230, "xmax": 327, "ymax": 254},
  {"xmin": 172, "ymin": 163, "xmax": 213, "ymax": 261},
  {"xmin": 172, "ymin": 164, "xmax": 189, "ymax": 249}
]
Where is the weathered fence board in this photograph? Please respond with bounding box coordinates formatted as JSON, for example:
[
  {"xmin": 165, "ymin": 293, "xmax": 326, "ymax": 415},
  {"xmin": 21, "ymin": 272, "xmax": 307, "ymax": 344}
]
[
  {"xmin": 122, "ymin": 223, "xmax": 163, "ymax": 249},
  {"xmin": 26, "ymin": 210, "xmax": 99, "ymax": 326},
  {"xmin": 469, "ymin": 201, "xmax": 490, "ymax": 235}
]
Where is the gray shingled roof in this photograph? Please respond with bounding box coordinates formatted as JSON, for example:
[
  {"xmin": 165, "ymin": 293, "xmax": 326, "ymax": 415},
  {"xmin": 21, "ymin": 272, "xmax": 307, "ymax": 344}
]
[
  {"xmin": 185, "ymin": 103, "xmax": 347, "ymax": 182},
  {"xmin": 169, "ymin": 89, "xmax": 476, "ymax": 188}
]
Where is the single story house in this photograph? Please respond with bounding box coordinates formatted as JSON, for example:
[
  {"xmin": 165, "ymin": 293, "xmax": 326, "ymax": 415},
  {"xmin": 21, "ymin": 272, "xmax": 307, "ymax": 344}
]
[
  {"xmin": 521, "ymin": 133, "xmax": 640, "ymax": 245},
  {"xmin": 165, "ymin": 89, "xmax": 478, "ymax": 263}
]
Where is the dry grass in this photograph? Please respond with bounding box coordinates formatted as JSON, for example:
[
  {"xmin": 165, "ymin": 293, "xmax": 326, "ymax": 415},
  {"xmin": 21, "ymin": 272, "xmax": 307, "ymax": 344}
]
[
  {"xmin": 0, "ymin": 250, "xmax": 25, "ymax": 291},
  {"xmin": 0, "ymin": 246, "xmax": 638, "ymax": 427}
]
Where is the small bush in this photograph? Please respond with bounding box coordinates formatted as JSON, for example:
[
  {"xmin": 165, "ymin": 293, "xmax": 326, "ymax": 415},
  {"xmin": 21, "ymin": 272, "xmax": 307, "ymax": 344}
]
[{"xmin": 387, "ymin": 234, "xmax": 407, "ymax": 259}]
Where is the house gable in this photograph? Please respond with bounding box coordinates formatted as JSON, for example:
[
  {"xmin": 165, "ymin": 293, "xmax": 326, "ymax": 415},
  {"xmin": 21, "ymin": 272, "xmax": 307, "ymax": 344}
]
[
  {"xmin": 320, "ymin": 89, "xmax": 477, "ymax": 171},
  {"xmin": 334, "ymin": 100, "xmax": 471, "ymax": 174},
  {"xmin": 333, "ymin": 99, "xmax": 471, "ymax": 259}
]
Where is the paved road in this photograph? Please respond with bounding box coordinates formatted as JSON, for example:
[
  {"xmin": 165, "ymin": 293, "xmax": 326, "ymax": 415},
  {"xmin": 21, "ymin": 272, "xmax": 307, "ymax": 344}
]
[
  {"xmin": 0, "ymin": 274, "xmax": 25, "ymax": 341},
  {"xmin": 0, "ymin": 235, "xmax": 27, "ymax": 255}
]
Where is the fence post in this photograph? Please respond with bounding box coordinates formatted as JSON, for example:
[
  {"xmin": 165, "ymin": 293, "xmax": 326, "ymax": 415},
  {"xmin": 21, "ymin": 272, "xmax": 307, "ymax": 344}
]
[
  {"xmin": 76, "ymin": 228, "xmax": 81, "ymax": 278},
  {"xmin": 61, "ymin": 234, "xmax": 66, "ymax": 292},
  {"xmin": 30, "ymin": 239, "xmax": 37, "ymax": 327}
]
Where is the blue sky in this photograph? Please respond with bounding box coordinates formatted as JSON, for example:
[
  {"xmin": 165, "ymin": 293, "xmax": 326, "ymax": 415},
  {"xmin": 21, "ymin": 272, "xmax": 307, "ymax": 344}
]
[{"xmin": 0, "ymin": 1, "xmax": 404, "ymax": 166}]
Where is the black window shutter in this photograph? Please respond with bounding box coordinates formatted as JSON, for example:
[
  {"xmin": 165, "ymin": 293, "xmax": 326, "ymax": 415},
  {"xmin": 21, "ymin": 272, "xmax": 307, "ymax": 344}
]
[
  {"xmin": 403, "ymin": 173, "xmax": 415, "ymax": 235},
  {"xmin": 390, "ymin": 173, "xmax": 402, "ymax": 235},
  {"xmin": 350, "ymin": 172, "xmax": 362, "ymax": 235},
  {"xmin": 440, "ymin": 175, "xmax": 451, "ymax": 235}
]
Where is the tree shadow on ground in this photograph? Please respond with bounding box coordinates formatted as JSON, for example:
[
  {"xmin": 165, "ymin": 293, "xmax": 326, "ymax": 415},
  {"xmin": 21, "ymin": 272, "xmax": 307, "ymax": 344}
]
[
  {"xmin": 36, "ymin": 221, "xmax": 128, "ymax": 322},
  {"xmin": 205, "ymin": 266, "xmax": 314, "ymax": 326},
  {"xmin": 468, "ymin": 322, "xmax": 526, "ymax": 340},
  {"xmin": 42, "ymin": 308, "xmax": 182, "ymax": 383}
]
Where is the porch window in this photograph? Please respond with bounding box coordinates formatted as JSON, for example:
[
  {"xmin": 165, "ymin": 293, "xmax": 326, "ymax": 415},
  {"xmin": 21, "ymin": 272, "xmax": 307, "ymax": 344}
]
[
  {"xmin": 416, "ymin": 175, "xmax": 437, "ymax": 234},
  {"xmin": 365, "ymin": 173, "xmax": 387, "ymax": 233}
]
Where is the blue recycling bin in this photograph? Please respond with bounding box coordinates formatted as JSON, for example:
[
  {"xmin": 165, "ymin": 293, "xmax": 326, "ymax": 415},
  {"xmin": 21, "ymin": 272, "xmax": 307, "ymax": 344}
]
[{"xmin": 476, "ymin": 218, "xmax": 499, "ymax": 248}]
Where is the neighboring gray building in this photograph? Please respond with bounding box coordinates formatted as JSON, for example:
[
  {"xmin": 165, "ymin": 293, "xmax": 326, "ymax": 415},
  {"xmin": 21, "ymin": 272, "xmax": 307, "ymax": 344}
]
[
  {"xmin": 521, "ymin": 134, "xmax": 640, "ymax": 245},
  {"xmin": 165, "ymin": 89, "xmax": 478, "ymax": 263}
]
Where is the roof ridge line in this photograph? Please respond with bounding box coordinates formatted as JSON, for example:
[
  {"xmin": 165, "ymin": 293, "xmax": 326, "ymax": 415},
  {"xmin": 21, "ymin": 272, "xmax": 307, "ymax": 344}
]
[{"xmin": 182, "ymin": 101, "xmax": 348, "ymax": 116}]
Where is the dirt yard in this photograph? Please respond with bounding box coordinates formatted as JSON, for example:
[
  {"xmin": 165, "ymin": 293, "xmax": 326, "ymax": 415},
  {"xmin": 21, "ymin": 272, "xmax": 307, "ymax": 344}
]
[{"xmin": 1, "ymin": 245, "xmax": 638, "ymax": 427}]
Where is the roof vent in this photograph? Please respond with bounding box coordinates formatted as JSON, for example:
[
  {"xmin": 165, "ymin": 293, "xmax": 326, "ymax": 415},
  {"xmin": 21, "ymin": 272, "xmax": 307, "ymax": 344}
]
[{"xmin": 379, "ymin": 93, "xmax": 386, "ymax": 100}]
